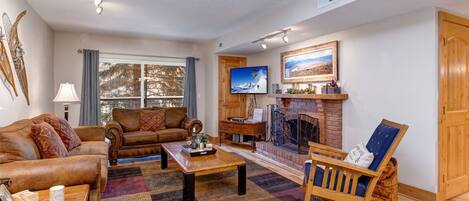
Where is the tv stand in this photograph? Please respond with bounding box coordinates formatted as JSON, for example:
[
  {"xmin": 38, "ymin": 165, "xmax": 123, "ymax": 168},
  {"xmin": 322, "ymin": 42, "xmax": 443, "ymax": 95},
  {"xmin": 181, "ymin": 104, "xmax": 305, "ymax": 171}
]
[{"xmin": 218, "ymin": 120, "xmax": 266, "ymax": 152}]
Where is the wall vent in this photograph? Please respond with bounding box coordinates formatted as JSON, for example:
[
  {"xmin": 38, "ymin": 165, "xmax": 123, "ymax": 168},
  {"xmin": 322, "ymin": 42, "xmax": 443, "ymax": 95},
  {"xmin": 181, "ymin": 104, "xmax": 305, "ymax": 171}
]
[{"xmin": 317, "ymin": 0, "xmax": 337, "ymax": 9}]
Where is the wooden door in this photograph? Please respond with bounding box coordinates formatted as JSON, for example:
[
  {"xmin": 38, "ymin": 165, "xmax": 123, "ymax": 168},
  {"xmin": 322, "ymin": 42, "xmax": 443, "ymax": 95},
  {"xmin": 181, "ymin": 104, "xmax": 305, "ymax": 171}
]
[
  {"xmin": 439, "ymin": 12, "xmax": 469, "ymax": 200},
  {"xmin": 218, "ymin": 56, "xmax": 247, "ymax": 123}
]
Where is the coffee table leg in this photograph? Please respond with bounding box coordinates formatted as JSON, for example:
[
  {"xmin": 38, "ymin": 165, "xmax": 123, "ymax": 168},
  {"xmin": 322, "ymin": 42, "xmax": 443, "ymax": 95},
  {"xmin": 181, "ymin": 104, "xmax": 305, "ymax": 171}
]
[
  {"xmin": 161, "ymin": 149, "xmax": 168, "ymax": 169},
  {"xmin": 238, "ymin": 164, "xmax": 246, "ymax": 195},
  {"xmin": 183, "ymin": 173, "xmax": 195, "ymax": 201}
]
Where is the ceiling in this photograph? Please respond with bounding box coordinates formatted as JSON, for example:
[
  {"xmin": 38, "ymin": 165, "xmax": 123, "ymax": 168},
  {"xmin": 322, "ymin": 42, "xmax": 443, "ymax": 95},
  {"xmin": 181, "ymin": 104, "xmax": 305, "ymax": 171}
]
[
  {"xmin": 220, "ymin": 0, "xmax": 469, "ymax": 54},
  {"xmin": 26, "ymin": 0, "xmax": 298, "ymax": 42}
]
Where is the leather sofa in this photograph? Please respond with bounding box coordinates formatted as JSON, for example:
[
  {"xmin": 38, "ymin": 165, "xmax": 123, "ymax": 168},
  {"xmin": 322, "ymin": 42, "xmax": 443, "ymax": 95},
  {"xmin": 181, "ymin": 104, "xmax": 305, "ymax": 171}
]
[
  {"xmin": 0, "ymin": 114, "xmax": 108, "ymax": 201},
  {"xmin": 105, "ymin": 107, "xmax": 202, "ymax": 165}
]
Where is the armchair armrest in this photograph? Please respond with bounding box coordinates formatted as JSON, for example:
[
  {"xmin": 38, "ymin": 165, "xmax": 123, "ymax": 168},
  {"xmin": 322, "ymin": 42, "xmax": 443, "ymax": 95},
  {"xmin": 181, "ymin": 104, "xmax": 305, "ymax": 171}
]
[
  {"xmin": 310, "ymin": 153, "xmax": 379, "ymax": 177},
  {"xmin": 74, "ymin": 126, "xmax": 105, "ymax": 141},
  {"xmin": 105, "ymin": 120, "xmax": 124, "ymax": 163},
  {"xmin": 308, "ymin": 141, "xmax": 347, "ymax": 160},
  {"xmin": 0, "ymin": 155, "xmax": 101, "ymax": 193},
  {"xmin": 183, "ymin": 118, "xmax": 203, "ymax": 136}
]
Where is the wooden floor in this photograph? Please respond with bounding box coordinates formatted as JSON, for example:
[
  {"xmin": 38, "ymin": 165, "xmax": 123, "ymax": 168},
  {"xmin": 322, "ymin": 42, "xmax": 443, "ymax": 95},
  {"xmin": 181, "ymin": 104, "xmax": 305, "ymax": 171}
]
[
  {"xmin": 219, "ymin": 144, "xmax": 418, "ymax": 201},
  {"xmin": 451, "ymin": 193, "xmax": 469, "ymax": 201}
]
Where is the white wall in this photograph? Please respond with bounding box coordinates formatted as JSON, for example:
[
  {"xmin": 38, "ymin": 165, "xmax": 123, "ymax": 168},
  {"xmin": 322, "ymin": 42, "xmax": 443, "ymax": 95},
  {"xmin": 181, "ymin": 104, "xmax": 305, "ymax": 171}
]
[
  {"xmin": 53, "ymin": 32, "xmax": 207, "ymax": 127},
  {"xmin": 0, "ymin": 0, "xmax": 54, "ymax": 126},
  {"xmin": 245, "ymin": 9, "xmax": 438, "ymax": 192}
]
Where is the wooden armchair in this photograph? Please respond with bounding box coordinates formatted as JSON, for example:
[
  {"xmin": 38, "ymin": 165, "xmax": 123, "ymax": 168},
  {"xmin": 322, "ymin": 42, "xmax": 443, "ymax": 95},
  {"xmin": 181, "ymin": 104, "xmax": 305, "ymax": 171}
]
[{"xmin": 304, "ymin": 119, "xmax": 408, "ymax": 201}]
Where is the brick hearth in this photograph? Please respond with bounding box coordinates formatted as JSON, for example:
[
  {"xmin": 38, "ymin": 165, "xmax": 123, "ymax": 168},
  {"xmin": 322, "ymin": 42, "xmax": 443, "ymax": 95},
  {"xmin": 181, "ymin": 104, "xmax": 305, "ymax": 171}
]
[{"xmin": 256, "ymin": 141, "xmax": 308, "ymax": 171}]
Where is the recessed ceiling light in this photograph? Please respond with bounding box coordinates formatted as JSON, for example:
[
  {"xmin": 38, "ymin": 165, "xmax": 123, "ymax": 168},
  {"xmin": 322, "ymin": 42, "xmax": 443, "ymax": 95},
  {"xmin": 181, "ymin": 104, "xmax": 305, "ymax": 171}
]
[
  {"xmin": 96, "ymin": 6, "xmax": 103, "ymax": 15},
  {"xmin": 95, "ymin": 0, "xmax": 103, "ymax": 6},
  {"xmin": 261, "ymin": 42, "xmax": 267, "ymax": 50}
]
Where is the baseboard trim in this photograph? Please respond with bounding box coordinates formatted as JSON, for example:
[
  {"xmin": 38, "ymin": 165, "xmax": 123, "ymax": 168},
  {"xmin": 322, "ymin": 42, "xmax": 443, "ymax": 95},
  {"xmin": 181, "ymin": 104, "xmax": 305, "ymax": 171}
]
[{"xmin": 399, "ymin": 183, "xmax": 436, "ymax": 201}]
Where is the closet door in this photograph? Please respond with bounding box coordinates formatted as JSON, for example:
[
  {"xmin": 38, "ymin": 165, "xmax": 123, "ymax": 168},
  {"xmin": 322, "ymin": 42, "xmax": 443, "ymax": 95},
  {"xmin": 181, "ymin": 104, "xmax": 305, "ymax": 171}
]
[{"xmin": 439, "ymin": 12, "xmax": 469, "ymax": 200}]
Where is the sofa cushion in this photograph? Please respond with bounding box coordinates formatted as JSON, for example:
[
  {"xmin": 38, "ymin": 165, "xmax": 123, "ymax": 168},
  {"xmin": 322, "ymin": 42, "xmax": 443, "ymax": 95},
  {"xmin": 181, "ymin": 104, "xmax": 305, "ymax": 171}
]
[
  {"xmin": 123, "ymin": 131, "xmax": 158, "ymax": 146},
  {"xmin": 0, "ymin": 119, "xmax": 40, "ymax": 164},
  {"xmin": 113, "ymin": 109, "xmax": 141, "ymax": 132},
  {"xmin": 165, "ymin": 107, "xmax": 187, "ymax": 128},
  {"xmin": 155, "ymin": 128, "xmax": 187, "ymax": 143},
  {"xmin": 140, "ymin": 109, "xmax": 166, "ymax": 131},
  {"xmin": 30, "ymin": 122, "xmax": 69, "ymax": 159},
  {"xmin": 44, "ymin": 115, "xmax": 82, "ymax": 151},
  {"xmin": 69, "ymin": 141, "xmax": 108, "ymax": 156}
]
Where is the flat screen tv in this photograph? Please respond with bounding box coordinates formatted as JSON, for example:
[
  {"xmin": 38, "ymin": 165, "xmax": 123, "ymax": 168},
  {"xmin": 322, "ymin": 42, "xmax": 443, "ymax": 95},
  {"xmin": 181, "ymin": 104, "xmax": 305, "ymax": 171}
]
[{"xmin": 230, "ymin": 66, "xmax": 268, "ymax": 94}]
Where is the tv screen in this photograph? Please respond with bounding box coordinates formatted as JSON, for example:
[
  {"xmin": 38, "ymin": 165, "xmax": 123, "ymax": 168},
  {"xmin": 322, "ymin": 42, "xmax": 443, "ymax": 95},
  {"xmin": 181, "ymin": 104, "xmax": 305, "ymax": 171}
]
[{"xmin": 230, "ymin": 66, "xmax": 268, "ymax": 94}]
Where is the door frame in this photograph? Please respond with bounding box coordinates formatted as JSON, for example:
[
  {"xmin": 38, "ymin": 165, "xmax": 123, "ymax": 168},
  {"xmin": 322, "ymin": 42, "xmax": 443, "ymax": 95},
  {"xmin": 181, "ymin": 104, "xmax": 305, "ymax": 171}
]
[{"xmin": 438, "ymin": 11, "xmax": 469, "ymax": 201}]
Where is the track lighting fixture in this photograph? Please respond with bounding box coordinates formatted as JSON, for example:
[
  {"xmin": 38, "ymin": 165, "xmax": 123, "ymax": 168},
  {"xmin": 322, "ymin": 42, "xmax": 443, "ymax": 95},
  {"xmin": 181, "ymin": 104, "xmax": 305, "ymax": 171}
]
[
  {"xmin": 282, "ymin": 33, "xmax": 289, "ymax": 43},
  {"xmin": 252, "ymin": 28, "xmax": 291, "ymax": 50},
  {"xmin": 95, "ymin": 0, "xmax": 103, "ymax": 6},
  {"xmin": 94, "ymin": 0, "xmax": 103, "ymax": 15},
  {"xmin": 96, "ymin": 6, "xmax": 103, "ymax": 15}
]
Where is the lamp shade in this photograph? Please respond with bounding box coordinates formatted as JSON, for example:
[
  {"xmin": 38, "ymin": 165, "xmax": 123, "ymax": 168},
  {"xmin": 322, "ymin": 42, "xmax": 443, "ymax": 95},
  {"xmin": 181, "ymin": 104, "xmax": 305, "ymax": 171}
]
[{"xmin": 53, "ymin": 83, "xmax": 80, "ymax": 103}]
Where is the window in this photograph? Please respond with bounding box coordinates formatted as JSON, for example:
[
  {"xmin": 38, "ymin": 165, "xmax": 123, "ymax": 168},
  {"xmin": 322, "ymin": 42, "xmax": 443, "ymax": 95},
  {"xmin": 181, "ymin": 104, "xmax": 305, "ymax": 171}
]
[{"xmin": 99, "ymin": 56, "xmax": 185, "ymax": 123}]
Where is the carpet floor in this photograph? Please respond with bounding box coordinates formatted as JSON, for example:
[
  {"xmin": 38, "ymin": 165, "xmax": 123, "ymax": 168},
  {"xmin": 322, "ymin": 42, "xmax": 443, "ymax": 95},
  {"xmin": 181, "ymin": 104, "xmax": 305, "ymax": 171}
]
[{"xmin": 101, "ymin": 155, "xmax": 310, "ymax": 201}]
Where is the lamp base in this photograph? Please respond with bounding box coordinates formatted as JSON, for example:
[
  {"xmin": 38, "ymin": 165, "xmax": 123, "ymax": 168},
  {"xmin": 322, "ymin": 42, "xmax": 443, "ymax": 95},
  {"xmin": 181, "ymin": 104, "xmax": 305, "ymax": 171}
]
[{"xmin": 64, "ymin": 104, "xmax": 69, "ymax": 121}]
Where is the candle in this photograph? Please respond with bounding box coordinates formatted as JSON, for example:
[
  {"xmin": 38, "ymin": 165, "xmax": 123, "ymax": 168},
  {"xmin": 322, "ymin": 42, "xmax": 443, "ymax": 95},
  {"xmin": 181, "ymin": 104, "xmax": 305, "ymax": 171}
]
[{"xmin": 49, "ymin": 185, "xmax": 64, "ymax": 201}]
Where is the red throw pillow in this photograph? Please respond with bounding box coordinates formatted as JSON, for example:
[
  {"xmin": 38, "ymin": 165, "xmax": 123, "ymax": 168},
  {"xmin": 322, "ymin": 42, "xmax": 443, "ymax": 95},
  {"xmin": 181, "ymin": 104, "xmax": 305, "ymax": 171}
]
[
  {"xmin": 44, "ymin": 116, "xmax": 82, "ymax": 151},
  {"xmin": 31, "ymin": 122, "xmax": 69, "ymax": 159},
  {"xmin": 140, "ymin": 109, "xmax": 166, "ymax": 131}
]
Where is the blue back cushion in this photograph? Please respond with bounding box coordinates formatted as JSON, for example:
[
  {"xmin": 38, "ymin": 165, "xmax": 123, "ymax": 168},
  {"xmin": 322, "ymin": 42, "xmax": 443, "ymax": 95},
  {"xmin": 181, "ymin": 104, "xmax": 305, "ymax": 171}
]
[{"xmin": 366, "ymin": 123, "xmax": 400, "ymax": 171}]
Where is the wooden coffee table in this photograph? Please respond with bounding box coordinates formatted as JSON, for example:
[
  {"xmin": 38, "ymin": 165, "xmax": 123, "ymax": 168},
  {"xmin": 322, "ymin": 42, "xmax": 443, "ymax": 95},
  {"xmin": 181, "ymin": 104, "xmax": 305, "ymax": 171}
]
[{"xmin": 161, "ymin": 142, "xmax": 246, "ymax": 201}]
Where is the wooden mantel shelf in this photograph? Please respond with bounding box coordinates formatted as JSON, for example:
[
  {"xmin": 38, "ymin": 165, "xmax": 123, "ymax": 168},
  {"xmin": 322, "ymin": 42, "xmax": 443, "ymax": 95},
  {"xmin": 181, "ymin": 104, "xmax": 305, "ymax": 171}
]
[{"xmin": 267, "ymin": 93, "xmax": 348, "ymax": 100}]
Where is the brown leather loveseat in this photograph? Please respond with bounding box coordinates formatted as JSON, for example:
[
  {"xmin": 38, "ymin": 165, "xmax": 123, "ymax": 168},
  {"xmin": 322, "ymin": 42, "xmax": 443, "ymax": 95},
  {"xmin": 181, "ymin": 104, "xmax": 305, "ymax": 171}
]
[
  {"xmin": 0, "ymin": 113, "xmax": 108, "ymax": 201},
  {"xmin": 105, "ymin": 107, "xmax": 202, "ymax": 165}
]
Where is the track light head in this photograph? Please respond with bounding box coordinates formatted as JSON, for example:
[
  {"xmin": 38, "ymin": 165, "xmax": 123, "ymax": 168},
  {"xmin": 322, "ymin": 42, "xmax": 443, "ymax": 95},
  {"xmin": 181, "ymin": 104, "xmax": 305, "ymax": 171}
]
[
  {"xmin": 95, "ymin": 0, "xmax": 103, "ymax": 6},
  {"xmin": 282, "ymin": 34, "xmax": 289, "ymax": 43},
  {"xmin": 261, "ymin": 42, "xmax": 267, "ymax": 50},
  {"xmin": 96, "ymin": 6, "xmax": 103, "ymax": 15}
]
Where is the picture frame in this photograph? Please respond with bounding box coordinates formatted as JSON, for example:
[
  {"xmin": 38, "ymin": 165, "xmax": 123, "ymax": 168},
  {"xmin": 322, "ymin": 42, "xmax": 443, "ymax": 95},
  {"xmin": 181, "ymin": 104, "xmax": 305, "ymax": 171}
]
[{"xmin": 281, "ymin": 41, "xmax": 338, "ymax": 83}]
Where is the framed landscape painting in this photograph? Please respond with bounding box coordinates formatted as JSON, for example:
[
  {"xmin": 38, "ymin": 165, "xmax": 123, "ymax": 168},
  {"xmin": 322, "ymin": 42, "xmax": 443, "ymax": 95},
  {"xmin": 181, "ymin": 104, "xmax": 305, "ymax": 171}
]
[{"xmin": 281, "ymin": 41, "xmax": 338, "ymax": 83}]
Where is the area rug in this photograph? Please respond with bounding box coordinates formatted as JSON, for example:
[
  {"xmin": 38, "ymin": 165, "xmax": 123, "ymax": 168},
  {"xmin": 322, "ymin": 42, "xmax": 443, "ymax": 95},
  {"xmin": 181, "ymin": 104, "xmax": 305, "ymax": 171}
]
[{"xmin": 101, "ymin": 155, "xmax": 309, "ymax": 201}]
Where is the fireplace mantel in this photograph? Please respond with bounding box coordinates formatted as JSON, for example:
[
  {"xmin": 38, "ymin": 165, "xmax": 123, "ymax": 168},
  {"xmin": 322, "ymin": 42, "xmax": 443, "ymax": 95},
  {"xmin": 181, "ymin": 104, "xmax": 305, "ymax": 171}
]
[{"xmin": 267, "ymin": 93, "xmax": 348, "ymax": 100}]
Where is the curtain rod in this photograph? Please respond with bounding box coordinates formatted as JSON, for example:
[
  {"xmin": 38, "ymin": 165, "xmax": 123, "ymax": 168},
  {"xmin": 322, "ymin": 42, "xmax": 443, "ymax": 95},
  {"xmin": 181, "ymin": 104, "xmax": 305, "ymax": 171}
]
[{"xmin": 77, "ymin": 49, "xmax": 200, "ymax": 61}]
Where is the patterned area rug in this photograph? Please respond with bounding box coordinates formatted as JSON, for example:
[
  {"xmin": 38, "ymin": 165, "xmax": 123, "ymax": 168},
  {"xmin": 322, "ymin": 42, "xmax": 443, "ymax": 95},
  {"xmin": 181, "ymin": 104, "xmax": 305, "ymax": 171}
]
[{"xmin": 102, "ymin": 155, "xmax": 308, "ymax": 201}]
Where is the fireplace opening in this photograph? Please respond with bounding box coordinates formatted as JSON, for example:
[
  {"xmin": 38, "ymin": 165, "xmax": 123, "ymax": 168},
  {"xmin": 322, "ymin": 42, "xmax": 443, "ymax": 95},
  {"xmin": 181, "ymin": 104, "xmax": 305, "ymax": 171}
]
[{"xmin": 273, "ymin": 110, "xmax": 320, "ymax": 154}]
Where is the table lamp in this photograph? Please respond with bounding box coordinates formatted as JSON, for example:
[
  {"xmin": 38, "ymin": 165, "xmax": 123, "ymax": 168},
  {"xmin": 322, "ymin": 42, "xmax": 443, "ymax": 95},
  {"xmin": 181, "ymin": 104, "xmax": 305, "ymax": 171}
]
[{"xmin": 53, "ymin": 83, "xmax": 80, "ymax": 121}]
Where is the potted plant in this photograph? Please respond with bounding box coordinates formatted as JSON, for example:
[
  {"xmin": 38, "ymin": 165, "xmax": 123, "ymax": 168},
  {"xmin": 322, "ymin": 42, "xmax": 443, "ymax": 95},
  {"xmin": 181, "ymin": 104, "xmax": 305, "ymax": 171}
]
[{"xmin": 195, "ymin": 133, "xmax": 209, "ymax": 149}]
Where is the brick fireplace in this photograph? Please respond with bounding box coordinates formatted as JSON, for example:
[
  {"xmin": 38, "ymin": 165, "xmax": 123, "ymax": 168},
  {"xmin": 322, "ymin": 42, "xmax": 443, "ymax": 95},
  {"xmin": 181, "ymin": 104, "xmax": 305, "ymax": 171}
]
[
  {"xmin": 256, "ymin": 94, "xmax": 348, "ymax": 171},
  {"xmin": 275, "ymin": 97, "xmax": 344, "ymax": 149}
]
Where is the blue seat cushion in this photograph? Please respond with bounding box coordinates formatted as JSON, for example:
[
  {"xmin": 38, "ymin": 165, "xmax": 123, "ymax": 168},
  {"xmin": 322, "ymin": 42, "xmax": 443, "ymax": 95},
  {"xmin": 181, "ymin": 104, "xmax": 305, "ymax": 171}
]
[
  {"xmin": 366, "ymin": 123, "xmax": 400, "ymax": 171},
  {"xmin": 304, "ymin": 162, "xmax": 368, "ymax": 197}
]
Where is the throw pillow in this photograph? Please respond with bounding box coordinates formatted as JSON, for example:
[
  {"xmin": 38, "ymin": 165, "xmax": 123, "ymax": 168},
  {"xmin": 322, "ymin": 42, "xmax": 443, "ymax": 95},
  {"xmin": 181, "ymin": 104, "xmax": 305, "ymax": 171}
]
[
  {"xmin": 44, "ymin": 116, "xmax": 81, "ymax": 151},
  {"xmin": 140, "ymin": 109, "xmax": 166, "ymax": 131},
  {"xmin": 30, "ymin": 122, "xmax": 69, "ymax": 159},
  {"xmin": 344, "ymin": 142, "xmax": 374, "ymax": 168}
]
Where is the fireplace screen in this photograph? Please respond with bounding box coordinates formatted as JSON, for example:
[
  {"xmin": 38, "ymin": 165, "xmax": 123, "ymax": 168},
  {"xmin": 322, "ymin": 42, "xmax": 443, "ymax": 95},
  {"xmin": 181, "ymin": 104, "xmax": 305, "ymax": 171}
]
[{"xmin": 273, "ymin": 111, "xmax": 320, "ymax": 154}]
